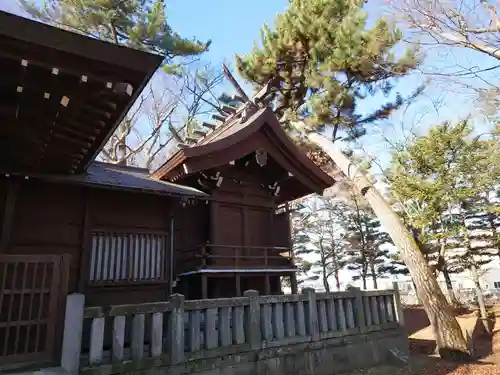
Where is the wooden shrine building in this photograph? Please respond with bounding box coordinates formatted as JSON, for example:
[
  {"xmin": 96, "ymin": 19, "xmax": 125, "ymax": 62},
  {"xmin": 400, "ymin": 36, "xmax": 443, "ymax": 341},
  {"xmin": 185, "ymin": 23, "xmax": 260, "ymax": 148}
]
[
  {"xmin": 153, "ymin": 107, "xmax": 335, "ymax": 299},
  {"xmin": 0, "ymin": 10, "xmax": 333, "ymax": 367}
]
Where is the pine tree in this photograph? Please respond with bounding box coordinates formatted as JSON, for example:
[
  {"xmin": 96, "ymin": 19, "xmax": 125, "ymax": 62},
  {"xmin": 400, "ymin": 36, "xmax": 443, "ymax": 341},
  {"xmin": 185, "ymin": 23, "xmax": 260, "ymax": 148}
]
[
  {"xmin": 236, "ymin": 0, "xmax": 420, "ymax": 147},
  {"xmin": 20, "ymin": 0, "xmax": 210, "ymax": 75},
  {"xmin": 390, "ymin": 121, "xmax": 499, "ymax": 317},
  {"xmin": 336, "ymin": 199, "xmax": 392, "ymax": 289},
  {"xmin": 236, "ymin": 0, "xmax": 472, "ymax": 358},
  {"xmin": 294, "ymin": 198, "xmax": 349, "ymax": 291},
  {"xmin": 289, "ymin": 203, "xmax": 314, "ymax": 286}
]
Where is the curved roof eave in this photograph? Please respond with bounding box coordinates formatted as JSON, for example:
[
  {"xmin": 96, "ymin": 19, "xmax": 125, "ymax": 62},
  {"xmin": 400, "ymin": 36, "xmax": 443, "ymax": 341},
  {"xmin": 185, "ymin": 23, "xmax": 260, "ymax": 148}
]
[{"xmin": 152, "ymin": 107, "xmax": 335, "ymax": 191}]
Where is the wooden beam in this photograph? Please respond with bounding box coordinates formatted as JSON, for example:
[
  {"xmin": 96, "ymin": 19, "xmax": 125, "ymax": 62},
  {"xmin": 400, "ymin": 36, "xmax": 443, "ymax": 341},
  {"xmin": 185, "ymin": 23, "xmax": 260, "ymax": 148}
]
[{"xmin": 0, "ymin": 180, "xmax": 19, "ymax": 253}]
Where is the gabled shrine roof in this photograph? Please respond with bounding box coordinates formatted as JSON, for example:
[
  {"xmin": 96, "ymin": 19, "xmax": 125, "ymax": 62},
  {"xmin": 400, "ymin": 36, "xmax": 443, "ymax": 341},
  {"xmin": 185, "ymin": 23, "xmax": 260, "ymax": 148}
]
[
  {"xmin": 152, "ymin": 104, "xmax": 335, "ymax": 201},
  {"xmin": 0, "ymin": 11, "xmax": 163, "ymax": 175}
]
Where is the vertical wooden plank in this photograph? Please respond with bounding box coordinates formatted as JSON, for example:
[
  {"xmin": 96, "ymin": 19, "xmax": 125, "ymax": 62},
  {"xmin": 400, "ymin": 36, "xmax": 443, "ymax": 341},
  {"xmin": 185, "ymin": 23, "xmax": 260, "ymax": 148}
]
[
  {"xmin": 284, "ymin": 303, "xmax": 296, "ymax": 337},
  {"xmin": 243, "ymin": 290, "xmax": 261, "ymax": 349},
  {"xmin": 219, "ymin": 307, "xmax": 232, "ymax": 347},
  {"xmin": 204, "ymin": 308, "xmax": 218, "ymax": 349},
  {"xmin": 14, "ymin": 261, "xmax": 28, "ymax": 354},
  {"xmin": 94, "ymin": 232, "xmax": 105, "ymax": 282},
  {"xmin": 101, "ymin": 234, "xmax": 109, "ymax": 282},
  {"xmin": 89, "ymin": 317, "xmax": 105, "ymax": 365},
  {"xmin": 0, "ymin": 180, "xmax": 19, "ymax": 254},
  {"xmin": 294, "ymin": 301, "xmax": 306, "ymax": 336},
  {"xmin": 272, "ymin": 302, "xmax": 285, "ymax": 340},
  {"xmin": 371, "ymin": 296, "xmax": 380, "ymax": 326},
  {"xmin": 290, "ymin": 273, "xmax": 298, "ymax": 295},
  {"xmin": 54, "ymin": 255, "xmax": 71, "ymax": 361},
  {"xmin": 24, "ymin": 261, "xmax": 37, "ymax": 354},
  {"xmin": 235, "ymin": 274, "xmax": 241, "ymax": 297},
  {"xmin": 0, "ymin": 261, "xmax": 8, "ymax": 320},
  {"xmin": 318, "ymin": 300, "xmax": 328, "ymax": 333},
  {"xmin": 364, "ymin": 296, "xmax": 372, "ymax": 326},
  {"xmin": 35, "ymin": 262, "xmax": 47, "ymax": 353},
  {"xmin": 201, "ymin": 274, "xmax": 208, "ymax": 299},
  {"xmin": 2, "ymin": 261, "xmax": 16, "ymax": 356},
  {"xmin": 60, "ymin": 293, "xmax": 85, "ymax": 375},
  {"xmin": 110, "ymin": 234, "xmax": 117, "ymax": 282},
  {"xmin": 336, "ymin": 298, "xmax": 347, "ymax": 333},
  {"xmin": 144, "ymin": 234, "xmax": 150, "ymax": 280},
  {"xmin": 326, "ymin": 299, "xmax": 337, "ymax": 331},
  {"xmin": 157, "ymin": 235, "xmax": 163, "ymax": 281},
  {"xmin": 188, "ymin": 310, "xmax": 201, "ymax": 352},
  {"xmin": 150, "ymin": 312, "xmax": 163, "ymax": 357},
  {"xmin": 138, "ymin": 235, "xmax": 144, "ymax": 280},
  {"xmin": 346, "ymin": 298, "xmax": 356, "ymax": 329},
  {"xmin": 112, "ymin": 316, "xmax": 126, "ymax": 362},
  {"xmin": 130, "ymin": 233, "xmax": 136, "ymax": 281},
  {"xmin": 232, "ymin": 306, "xmax": 245, "ymax": 344},
  {"xmin": 303, "ymin": 288, "xmax": 319, "ymax": 341},
  {"xmin": 78, "ymin": 189, "xmax": 92, "ymax": 292},
  {"xmin": 350, "ymin": 287, "xmax": 365, "ymax": 332},
  {"xmin": 392, "ymin": 282, "xmax": 405, "ymax": 326},
  {"xmin": 261, "ymin": 304, "xmax": 273, "ymax": 341},
  {"xmin": 131, "ymin": 314, "xmax": 145, "ymax": 360},
  {"xmin": 167, "ymin": 294, "xmax": 185, "ymax": 364},
  {"xmin": 45, "ymin": 257, "xmax": 62, "ymax": 358},
  {"xmin": 385, "ymin": 295, "xmax": 395, "ymax": 322},
  {"xmin": 264, "ymin": 274, "xmax": 271, "ymax": 295},
  {"xmin": 150, "ymin": 234, "xmax": 157, "ymax": 280},
  {"xmin": 378, "ymin": 296, "xmax": 388, "ymax": 326}
]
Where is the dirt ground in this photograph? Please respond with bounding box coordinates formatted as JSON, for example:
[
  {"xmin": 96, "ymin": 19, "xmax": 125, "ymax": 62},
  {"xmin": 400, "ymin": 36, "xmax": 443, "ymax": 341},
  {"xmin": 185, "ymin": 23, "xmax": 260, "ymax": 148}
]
[{"xmin": 343, "ymin": 306, "xmax": 500, "ymax": 375}]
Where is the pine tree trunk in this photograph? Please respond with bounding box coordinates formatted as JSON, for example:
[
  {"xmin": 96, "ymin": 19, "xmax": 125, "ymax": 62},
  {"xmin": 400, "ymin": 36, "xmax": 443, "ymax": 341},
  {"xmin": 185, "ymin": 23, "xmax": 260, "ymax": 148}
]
[
  {"xmin": 442, "ymin": 268, "xmax": 460, "ymax": 307},
  {"xmin": 307, "ymin": 133, "xmax": 471, "ymax": 360},
  {"xmin": 470, "ymin": 265, "xmax": 490, "ymax": 333},
  {"xmin": 362, "ymin": 276, "xmax": 367, "ymax": 290}
]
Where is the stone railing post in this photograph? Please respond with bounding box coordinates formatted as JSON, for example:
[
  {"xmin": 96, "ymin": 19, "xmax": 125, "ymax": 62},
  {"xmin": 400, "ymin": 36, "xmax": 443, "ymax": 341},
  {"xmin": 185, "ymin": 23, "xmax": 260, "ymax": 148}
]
[
  {"xmin": 302, "ymin": 288, "xmax": 319, "ymax": 341},
  {"xmin": 61, "ymin": 293, "xmax": 85, "ymax": 375},
  {"xmin": 167, "ymin": 294, "xmax": 185, "ymax": 364},
  {"xmin": 243, "ymin": 290, "xmax": 261, "ymax": 350},
  {"xmin": 349, "ymin": 287, "xmax": 366, "ymax": 332},
  {"xmin": 392, "ymin": 282, "xmax": 405, "ymax": 327}
]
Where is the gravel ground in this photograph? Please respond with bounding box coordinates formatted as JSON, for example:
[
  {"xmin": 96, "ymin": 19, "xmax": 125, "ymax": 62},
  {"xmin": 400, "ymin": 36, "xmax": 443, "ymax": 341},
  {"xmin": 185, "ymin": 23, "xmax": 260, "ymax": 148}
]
[{"xmin": 343, "ymin": 309, "xmax": 500, "ymax": 375}]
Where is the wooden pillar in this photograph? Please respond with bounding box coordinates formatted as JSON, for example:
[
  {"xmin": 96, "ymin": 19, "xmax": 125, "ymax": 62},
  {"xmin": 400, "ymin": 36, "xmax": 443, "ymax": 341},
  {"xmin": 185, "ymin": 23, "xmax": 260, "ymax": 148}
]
[
  {"xmin": 201, "ymin": 274, "xmax": 208, "ymax": 299},
  {"xmin": 265, "ymin": 274, "xmax": 271, "ymax": 295},
  {"xmin": 0, "ymin": 180, "xmax": 19, "ymax": 254},
  {"xmin": 290, "ymin": 272, "xmax": 298, "ymax": 294},
  {"xmin": 78, "ymin": 189, "xmax": 92, "ymax": 293},
  {"xmin": 235, "ymin": 274, "xmax": 241, "ymax": 297}
]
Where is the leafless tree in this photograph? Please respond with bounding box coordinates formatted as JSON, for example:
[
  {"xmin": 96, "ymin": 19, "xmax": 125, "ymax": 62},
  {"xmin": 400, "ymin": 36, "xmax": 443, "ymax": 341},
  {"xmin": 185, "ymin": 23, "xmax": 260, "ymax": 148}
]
[
  {"xmin": 388, "ymin": 0, "xmax": 499, "ymax": 115},
  {"xmin": 100, "ymin": 64, "xmax": 224, "ymax": 169}
]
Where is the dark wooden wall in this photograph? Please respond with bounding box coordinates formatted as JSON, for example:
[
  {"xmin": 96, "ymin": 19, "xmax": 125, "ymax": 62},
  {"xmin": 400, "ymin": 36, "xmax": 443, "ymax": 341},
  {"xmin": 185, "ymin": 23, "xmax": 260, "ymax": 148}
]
[
  {"xmin": 0, "ymin": 178, "xmax": 177, "ymax": 307},
  {"xmin": 86, "ymin": 189, "xmax": 173, "ymax": 306},
  {"xmin": 207, "ymin": 166, "xmax": 291, "ymax": 269}
]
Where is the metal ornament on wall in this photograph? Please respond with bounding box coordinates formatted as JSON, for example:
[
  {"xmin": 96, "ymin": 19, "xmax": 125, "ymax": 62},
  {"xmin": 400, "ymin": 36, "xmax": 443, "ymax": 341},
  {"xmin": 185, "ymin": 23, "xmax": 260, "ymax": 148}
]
[{"xmin": 255, "ymin": 149, "xmax": 268, "ymax": 167}]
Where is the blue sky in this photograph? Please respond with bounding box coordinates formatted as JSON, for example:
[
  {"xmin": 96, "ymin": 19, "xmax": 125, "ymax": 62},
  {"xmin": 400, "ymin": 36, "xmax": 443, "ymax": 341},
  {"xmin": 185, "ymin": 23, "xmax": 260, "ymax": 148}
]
[
  {"xmin": 163, "ymin": 0, "xmax": 497, "ymax": 163},
  {"xmin": 2, "ymin": 0, "xmax": 497, "ymax": 166}
]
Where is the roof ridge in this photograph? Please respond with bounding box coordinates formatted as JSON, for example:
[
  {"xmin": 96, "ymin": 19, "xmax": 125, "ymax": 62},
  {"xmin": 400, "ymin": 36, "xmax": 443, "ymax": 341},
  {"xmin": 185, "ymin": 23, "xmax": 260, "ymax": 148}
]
[{"xmin": 179, "ymin": 82, "xmax": 276, "ymax": 149}]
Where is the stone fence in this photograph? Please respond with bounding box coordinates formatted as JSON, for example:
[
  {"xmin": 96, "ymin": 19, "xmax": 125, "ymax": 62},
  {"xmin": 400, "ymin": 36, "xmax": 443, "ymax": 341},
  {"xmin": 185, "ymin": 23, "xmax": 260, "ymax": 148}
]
[{"xmin": 60, "ymin": 285, "xmax": 407, "ymax": 375}]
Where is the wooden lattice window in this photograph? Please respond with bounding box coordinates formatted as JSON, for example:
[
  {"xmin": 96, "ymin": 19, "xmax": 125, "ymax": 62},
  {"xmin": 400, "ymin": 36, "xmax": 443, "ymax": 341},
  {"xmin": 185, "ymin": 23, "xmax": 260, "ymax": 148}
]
[{"xmin": 89, "ymin": 230, "xmax": 169, "ymax": 284}]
